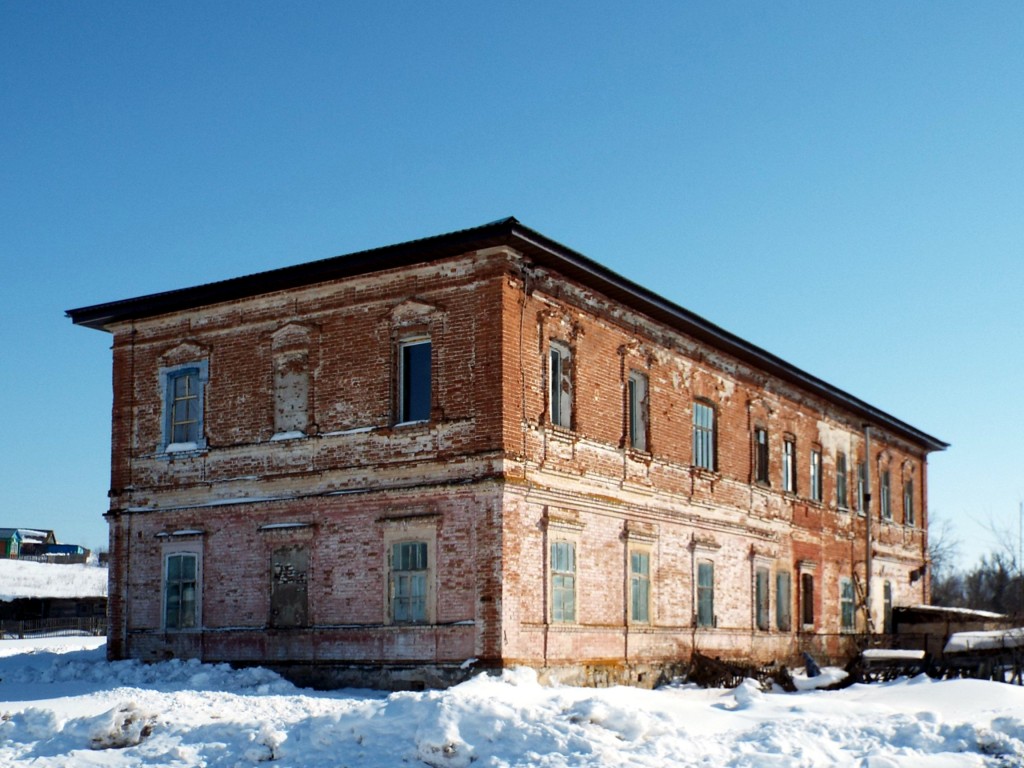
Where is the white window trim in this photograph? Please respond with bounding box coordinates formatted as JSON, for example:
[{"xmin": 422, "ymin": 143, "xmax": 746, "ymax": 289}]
[
  {"xmin": 397, "ymin": 336, "xmax": 432, "ymax": 425},
  {"xmin": 162, "ymin": 543, "xmax": 202, "ymax": 632},
  {"xmin": 382, "ymin": 519, "xmax": 437, "ymax": 625},
  {"xmin": 158, "ymin": 360, "xmax": 209, "ymax": 454}
]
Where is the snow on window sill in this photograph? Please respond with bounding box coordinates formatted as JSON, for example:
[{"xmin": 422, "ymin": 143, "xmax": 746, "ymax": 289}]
[
  {"xmin": 165, "ymin": 442, "xmax": 201, "ymax": 454},
  {"xmin": 270, "ymin": 431, "xmax": 306, "ymax": 442}
]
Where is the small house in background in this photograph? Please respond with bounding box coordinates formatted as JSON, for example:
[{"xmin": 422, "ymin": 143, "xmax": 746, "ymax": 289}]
[
  {"xmin": 0, "ymin": 529, "xmax": 22, "ymax": 559},
  {"xmin": 17, "ymin": 529, "xmax": 57, "ymax": 557}
]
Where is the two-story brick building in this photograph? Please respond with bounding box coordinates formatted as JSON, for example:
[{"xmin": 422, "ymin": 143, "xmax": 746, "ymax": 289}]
[{"xmin": 68, "ymin": 217, "xmax": 946, "ymax": 688}]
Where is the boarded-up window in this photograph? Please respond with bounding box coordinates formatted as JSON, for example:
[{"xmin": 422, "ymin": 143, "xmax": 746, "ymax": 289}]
[
  {"xmin": 274, "ymin": 352, "xmax": 309, "ymax": 434},
  {"xmin": 270, "ymin": 546, "xmax": 309, "ymax": 628},
  {"xmin": 776, "ymin": 572, "xmax": 792, "ymax": 631},
  {"xmin": 755, "ymin": 567, "xmax": 770, "ymax": 631}
]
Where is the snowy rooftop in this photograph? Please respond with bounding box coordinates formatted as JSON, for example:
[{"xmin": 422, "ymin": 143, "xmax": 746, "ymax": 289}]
[
  {"xmin": 904, "ymin": 603, "xmax": 1007, "ymax": 620},
  {"xmin": 945, "ymin": 627, "xmax": 1024, "ymax": 654},
  {"xmin": 0, "ymin": 559, "xmax": 107, "ymax": 601}
]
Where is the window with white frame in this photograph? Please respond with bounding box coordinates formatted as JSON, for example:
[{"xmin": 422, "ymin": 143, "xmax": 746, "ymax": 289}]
[
  {"xmin": 880, "ymin": 470, "xmax": 892, "ymax": 520},
  {"xmin": 696, "ymin": 560, "xmax": 715, "ymax": 627},
  {"xmin": 840, "ymin": 578, "xmax": 855, "ymax": 632},
  {"xmin": 776, "ymin": 571, "xmax": 792, "ymax": 631},
  {"xmin": 161, "ymin": 361, "xmax": 209, "ymax": 451},
  {"xmin": 550, "ymin": 540, "xmax": 576, "ymax": 623},
  {"xmin": 810, "ymin": 448, "xmax": 823, "ymax": 502},
  {"xmin": 398, "ymin": 338, "xmax": 431, "ymax": 423},
  {"xmin": 754, "ymin": 427, "xmax": 770, "ymax": 485},
  {"xmin": 755, "ymin": 566, "xmax": 770, "ymax": 631},
  {"xmin": 627, "ymin": 371, "xmax": 649, "ymax": 451},
  {"xmin": 904, "ymin": 478, "xmax": 915, "ymax": 527},
  {"xmin": 630, "ymin": 549, "xmax": 651, "ymax": 623},
  {"xmin": 390, "ymin": 541, "xmax": 429, "ymax": 623},
  {"xmin": 164, "ymin": 552, "xmax": 199, "ymax": 630},
  {"xmin": 783, "ymin": 437, "xmax": 797, "ymax": 493},
  {"xmin": 836, "ymin": 452, "xmax": 849, "ymax": 511},
  {"xmin": 692, "ymin": 401, "xmax": 716, "ymax": 471},
  {"xmin": 549, "ymin": 341, "xmax": 572, "ymax": 429}
]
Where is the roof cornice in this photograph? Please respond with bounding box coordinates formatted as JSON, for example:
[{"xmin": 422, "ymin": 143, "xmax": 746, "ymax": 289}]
[{"xmin": 66, "ymin": 217, "xmax": 948, "ymax": 452}]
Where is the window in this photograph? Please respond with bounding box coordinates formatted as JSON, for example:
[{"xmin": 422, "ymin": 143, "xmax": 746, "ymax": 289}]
[
  {"xmin": 550, "ymin": 540, "xmax": 576, "ymax": 622},
  {"xmin": 164, "ymin": 553, "xmax": 198, "ymax": 630},
  {"xmin": 776, "ymin": 572, "xmax": 792, "ymax": 631},
  {"xmin": 630, "ymin": 550, "xmax": 650, "ymax": 623},
  {"xmin": 627, "ymin": 371, "xmax": 649, "ymax": 451},
  {"xmin": 754, "ymin": 427, "xmax": 769, "ymax": 485},
  {"xmin": 161, "ymin": 361, "xmax": 209, "ymax": 451},
  {"xmin": 840, "ymin": 578, "xmax": 855, "ymax": 632},
  {"xmin": 883, "ymin": 580, "xmax": 893, "ymax": 633},
  {"xmin": 549, "ymin": 341, "xmax": 572, "ymax": 428},
  {"xmin": 810, "ymin": 448, "xmax": 823, "ymax": 502},
  {"xmin": 391, "ymin": 541, "xmax": 428, "ymax": 623},
  {"xmin": 800, "ymin": 572, "xmax": 814, "ymax": 628},
  {"xmin": 755, "ymin": 567, "xmax": 770, "ymax": 631},
  {"xmin": 880, "ymin": 470, "xmax": 892, "ymax": 520},
  {"xmin": 836, "ymin": 452, "xmax": 848, "ymax": 511},
  {"xmin": 696, "ymin": 560, "xmax": 715, "ymax": 627},
  {"xmin": 904, "ymin": 478, "xmax": 915, "ymax": 527},
  {"xmin": 692, "ymin": 401, "xmax": 716, "ymax": 471},
  {"xmin": 783, "ymin": 438, "xmax": 796, "ymax": 493},
  {"xmin": 856, "ymin": 461, "xmax": 866, "ymax": 516},
  {"xmin": 398, "ymin": 338, "xmax": 431, "ymax": 423}
]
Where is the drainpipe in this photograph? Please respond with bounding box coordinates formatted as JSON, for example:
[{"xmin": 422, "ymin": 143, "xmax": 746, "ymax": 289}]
[{"xmin": 863, "ymin": 425, "xmax": 873, "ymax": 632}]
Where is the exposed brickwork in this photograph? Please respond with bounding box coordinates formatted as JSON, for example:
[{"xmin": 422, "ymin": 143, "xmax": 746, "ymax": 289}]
[{"xmin": 79, "ymin": 230, "xmax": 940, "ymax": 687}]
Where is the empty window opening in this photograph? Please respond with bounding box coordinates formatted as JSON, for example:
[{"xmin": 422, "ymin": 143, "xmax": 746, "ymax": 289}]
[{"xmin": 399, "ymin": 339, "xmax": 431, "ymax": 423}]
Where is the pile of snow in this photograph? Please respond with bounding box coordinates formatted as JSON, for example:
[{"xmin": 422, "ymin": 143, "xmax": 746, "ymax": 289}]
[
  {"xmin": 946, "ymin": 627, "xmax": 1024, "ymax": 654},
  {"xmin": 1, "ymin": 638, "xmax": 1023, "ymax": 766},
  {"xmin": 0, "ymin": 559, "xmax": 107, "ymax": 601}
]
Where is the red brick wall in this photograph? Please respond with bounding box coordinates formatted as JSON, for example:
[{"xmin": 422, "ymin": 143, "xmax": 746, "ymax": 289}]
[{"xmin": 102, "ymin": 244, "xmax": 935, "ymax": 682}]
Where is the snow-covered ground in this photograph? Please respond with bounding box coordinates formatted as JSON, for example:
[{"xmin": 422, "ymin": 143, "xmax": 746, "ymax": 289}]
[
  {"xmin": 0, "ymin": 559, "xmax": 107, "ymax": 600},
  {"xmin": 1, "ymin": 637, "xmax": 1023, "ymax": 767}
]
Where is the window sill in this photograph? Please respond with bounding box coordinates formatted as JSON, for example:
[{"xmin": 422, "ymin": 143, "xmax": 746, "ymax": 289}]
[
  {"xmin": 161, "ymin": 443, "xmax": 207, "ymax": 459},
  {"xmin": 393, "ymin": 419, "xmax": 429, "ymax": 429},
  {"xmin": 269, "ymin": 431, "xmax": 307, "ymax": 442}
]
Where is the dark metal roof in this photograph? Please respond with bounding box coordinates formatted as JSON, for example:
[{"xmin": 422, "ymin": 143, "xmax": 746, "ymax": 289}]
[{"xmin": 66, "ymin": 217, "xmax": 948, "ymax": 451}]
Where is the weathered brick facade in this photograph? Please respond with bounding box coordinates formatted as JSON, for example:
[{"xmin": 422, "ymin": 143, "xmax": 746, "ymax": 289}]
[{"xmin": 69, "ymin": 218, "xmax": 946, "ymax": 688}]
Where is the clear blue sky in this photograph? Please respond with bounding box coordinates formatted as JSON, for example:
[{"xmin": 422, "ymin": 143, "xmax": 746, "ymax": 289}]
[{"xmin": 2, "ymin": 3, "xmax": 1022, "ymax": 568}]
